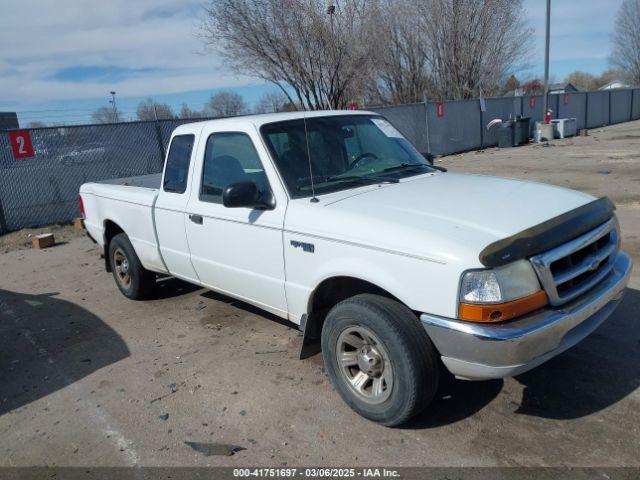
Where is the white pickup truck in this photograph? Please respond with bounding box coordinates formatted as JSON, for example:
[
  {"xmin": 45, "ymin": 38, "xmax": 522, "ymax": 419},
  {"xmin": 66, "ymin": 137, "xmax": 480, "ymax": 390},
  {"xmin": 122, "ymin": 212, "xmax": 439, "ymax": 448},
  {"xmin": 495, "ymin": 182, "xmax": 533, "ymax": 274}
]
[{"xmin": 79, "ymin": 111, "xmax": 632, "ymax": 426}]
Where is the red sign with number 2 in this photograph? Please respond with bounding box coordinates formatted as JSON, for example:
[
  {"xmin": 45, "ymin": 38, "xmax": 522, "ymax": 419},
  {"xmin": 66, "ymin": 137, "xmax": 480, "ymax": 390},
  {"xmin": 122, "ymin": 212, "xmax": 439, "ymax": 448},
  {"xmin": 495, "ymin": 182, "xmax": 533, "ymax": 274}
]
[{"xmin": 9, "ymin": 130, "xmax": 35, "ymax": 159}]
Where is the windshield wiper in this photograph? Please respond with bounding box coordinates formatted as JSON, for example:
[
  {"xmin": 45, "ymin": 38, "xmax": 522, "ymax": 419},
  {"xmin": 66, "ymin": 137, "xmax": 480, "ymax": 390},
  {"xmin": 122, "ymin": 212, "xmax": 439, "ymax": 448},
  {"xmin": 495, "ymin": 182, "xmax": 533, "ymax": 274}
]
[
  {"xmin": 381, "ymin": 162, "xmax": 429, "ymax": 173},
  {"xmin": 296, "ymin": 174, "xmax": 398, "ymax": 191},
  {"xmin": 325, "ymin": 174, "xmax": 399, "ymax": 184}
]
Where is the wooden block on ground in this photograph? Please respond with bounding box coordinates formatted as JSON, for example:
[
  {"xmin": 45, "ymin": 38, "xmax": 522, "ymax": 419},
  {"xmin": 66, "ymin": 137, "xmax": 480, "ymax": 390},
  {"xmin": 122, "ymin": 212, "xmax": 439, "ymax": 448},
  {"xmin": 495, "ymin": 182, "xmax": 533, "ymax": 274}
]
[
  {"xmin": 74, "ymin": 218, "xmax": 85, "ymax": 230},
  {"xmin": 32, "ymin": 233, "xmax": 55, "ymax": 249}
]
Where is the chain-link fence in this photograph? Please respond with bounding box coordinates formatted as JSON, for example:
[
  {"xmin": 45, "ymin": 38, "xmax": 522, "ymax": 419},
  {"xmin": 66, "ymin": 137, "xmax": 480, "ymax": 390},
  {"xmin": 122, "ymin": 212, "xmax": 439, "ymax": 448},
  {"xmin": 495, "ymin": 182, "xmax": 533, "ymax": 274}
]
[
  {"xmin": 1, "ymin": 88, "xmax": 639, "ymax": 234},
  {"xmin": 0, "ymin": 117, "xmax": 216, "ymax": 233}
]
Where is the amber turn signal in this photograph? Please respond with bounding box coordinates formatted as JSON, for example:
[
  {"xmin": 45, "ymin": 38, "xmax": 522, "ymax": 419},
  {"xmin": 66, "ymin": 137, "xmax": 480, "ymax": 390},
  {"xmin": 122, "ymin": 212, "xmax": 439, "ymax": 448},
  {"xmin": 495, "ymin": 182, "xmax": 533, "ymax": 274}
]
[{"xmin": 458, "ymin": 290, "xmax": 548, "ymax": 323}]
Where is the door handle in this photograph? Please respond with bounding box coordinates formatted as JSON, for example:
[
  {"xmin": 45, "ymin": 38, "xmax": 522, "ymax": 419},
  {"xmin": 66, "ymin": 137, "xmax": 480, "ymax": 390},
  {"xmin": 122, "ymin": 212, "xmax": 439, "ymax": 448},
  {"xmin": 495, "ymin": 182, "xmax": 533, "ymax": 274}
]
[{"xmin": 189, "ymin": 214, "xmax": 203, "ymax": 225}]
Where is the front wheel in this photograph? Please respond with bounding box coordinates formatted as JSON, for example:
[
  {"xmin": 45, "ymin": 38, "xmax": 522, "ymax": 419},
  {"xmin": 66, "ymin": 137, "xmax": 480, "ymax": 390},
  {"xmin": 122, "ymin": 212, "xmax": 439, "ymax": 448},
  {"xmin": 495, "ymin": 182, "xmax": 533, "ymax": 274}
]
[
  {"xmin": 108, "ymin": 233, "xmax": 155, "ymax": 300},
  {"xmin": 321, "ymin": 294, "xmax": 439, "ymax": 426}
]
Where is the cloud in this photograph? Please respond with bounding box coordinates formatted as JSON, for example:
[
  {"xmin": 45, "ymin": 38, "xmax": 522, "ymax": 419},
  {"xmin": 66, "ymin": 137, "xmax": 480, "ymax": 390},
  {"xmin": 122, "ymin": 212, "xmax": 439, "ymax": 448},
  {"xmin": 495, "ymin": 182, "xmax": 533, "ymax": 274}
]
[
  {"xmin": 0, "ymin": 0, "xmax": 626, "ymax": 106},
  {"xmin": 0, "ymin": 0, "xmax": 253, "ymax": 102},
  {"xmin": 523, "ymin": 0, "xmax": 623, "ymax": 70}
]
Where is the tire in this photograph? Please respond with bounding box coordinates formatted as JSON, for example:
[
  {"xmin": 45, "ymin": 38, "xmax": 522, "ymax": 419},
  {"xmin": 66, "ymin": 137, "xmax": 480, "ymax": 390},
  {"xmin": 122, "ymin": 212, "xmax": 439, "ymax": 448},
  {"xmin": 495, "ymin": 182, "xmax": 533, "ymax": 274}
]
[
  {"xmin": 108, "ymin": 233, "xmax": 155, "ymax": 300},
  {"xmin": 321, "ymin": 294, "xmax": 439, "ymax": 426}
]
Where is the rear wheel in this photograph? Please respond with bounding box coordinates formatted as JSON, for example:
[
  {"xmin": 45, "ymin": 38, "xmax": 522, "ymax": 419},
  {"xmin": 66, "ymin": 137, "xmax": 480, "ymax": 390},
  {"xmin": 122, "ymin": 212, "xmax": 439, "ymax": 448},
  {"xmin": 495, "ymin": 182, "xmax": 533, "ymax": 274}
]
[
  {"xmin": 321, "ymin": 294, "xmax": 439, "ymax": 426},
  {"xmin": 108, "ymin": 233, "xmax": 155, "ymax": 300}
]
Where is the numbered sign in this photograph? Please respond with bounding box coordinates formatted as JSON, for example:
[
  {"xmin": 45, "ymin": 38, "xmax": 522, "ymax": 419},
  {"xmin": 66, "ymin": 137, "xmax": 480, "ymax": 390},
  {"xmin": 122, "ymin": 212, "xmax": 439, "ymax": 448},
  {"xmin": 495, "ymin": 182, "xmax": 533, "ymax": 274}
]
[
  {"xmin": 529, "ymin": 96, "xmax": 536, "ymax": 108},
  {"xmin": 9, "ymin": 130, "xmax": 35, "ymax": 159},
  {"xmin": 436, "ymin": 102, "xmax": 445, "ymax": 118}
]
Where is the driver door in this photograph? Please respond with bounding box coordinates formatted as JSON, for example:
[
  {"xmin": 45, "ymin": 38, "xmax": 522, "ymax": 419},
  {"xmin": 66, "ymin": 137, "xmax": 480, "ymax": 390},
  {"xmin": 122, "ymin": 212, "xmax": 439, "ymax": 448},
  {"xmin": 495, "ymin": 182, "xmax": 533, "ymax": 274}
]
[{"xmin": 184, "ymin": 124, "xmax": 288, "ymax": 317}]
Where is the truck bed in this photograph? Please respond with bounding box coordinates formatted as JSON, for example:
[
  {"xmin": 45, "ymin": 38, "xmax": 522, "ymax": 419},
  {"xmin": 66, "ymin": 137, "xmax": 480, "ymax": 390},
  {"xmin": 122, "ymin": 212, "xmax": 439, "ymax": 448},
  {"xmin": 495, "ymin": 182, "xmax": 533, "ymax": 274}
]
[{"xmin": 97, "ymin": 173, "xmax": 162, "ymax": 189}]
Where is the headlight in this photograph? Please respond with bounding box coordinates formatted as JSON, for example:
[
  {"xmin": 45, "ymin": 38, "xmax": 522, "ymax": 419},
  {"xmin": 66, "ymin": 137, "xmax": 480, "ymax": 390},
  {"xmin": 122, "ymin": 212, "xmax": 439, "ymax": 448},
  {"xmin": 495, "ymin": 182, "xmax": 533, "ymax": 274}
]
[
  {"xmin": 460, "ymin": 260, "xmax": 541, "ymax": 304},
  {"xmin": 459, "ymin": 260, "xmax": 547, "ymax": 322}
]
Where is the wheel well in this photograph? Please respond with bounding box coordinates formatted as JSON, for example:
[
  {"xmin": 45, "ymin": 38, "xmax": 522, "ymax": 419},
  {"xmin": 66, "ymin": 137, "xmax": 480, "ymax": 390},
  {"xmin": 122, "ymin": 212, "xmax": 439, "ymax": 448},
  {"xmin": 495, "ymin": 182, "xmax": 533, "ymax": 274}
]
[
  {"xmin": 302, "ymin": 276, "xmax": 400, "ymax": 343},
  {"xmin": 103, "ymin": 220, "xmax": 124, "ymax": 272}
]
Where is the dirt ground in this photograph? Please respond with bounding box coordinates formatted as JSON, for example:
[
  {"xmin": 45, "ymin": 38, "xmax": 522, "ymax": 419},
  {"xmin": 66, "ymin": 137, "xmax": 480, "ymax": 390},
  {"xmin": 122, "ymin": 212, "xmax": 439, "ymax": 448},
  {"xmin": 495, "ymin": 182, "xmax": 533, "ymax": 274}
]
[
  {"xmin": 0, "ymin": 223, "xmax": 85, "ymax": 254},
  {"xmin": 0, "ymin": 121, "xmax": 639, "ymax": 468}
]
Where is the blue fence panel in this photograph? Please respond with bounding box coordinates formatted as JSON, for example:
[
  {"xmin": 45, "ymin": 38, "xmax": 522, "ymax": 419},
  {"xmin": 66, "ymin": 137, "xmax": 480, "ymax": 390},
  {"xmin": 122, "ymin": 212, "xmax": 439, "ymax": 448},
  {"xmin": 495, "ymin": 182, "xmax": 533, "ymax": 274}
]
[
  {"xmin": 610, "ymin": 90, "xmax": 633, "ymax": 124},
  {"xmin": 586, "ymin": 91, "xmax": 610, "ymax": 127},
  {"xmin": 426, "ymin": 99, "xmax": 481, "ymax": 155},
  {"xmin": 633, "ymin": 90, "xmax": 640, "ymax": 120},
  {"xmin": 557, "ymin": 92, "xmax": 587, "ymax": 130},
  {"xmin": 372, "ymin": 103, "xmax": 429, "ymax": 154},
  {"xmin": 482, "ymin": 97, "xmax": 520, "ymax": 147},
  {"xmin": 520, "ymin": 94, "xmax": 545, "ymax": 134}
]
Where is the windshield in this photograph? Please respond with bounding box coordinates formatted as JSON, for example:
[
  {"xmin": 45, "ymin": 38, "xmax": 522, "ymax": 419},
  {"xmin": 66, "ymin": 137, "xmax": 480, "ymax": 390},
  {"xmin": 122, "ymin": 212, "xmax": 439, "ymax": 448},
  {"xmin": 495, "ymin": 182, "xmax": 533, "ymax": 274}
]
[{"xmin": 260, "ymin": 115, "xmax": 434, "ymax": 198}]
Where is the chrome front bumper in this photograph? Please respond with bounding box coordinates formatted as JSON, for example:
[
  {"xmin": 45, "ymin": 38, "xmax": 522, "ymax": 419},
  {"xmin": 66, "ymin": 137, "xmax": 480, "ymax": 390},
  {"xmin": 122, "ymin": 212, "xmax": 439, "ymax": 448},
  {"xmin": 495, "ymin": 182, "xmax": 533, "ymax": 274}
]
[{"xmin": 420, "ymin": 251, "xmax": 633, "ymax": 381}]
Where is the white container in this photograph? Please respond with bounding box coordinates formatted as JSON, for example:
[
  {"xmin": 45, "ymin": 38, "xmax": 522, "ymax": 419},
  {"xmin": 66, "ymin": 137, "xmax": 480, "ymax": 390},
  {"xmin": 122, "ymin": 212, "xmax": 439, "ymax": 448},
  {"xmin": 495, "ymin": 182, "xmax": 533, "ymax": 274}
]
[
  {"xmin": 551, "ymin": 118, "xmax": 577, "ymax": 139},
  {"xmin": 534, "ymin": 122, "xmax": 554, "ymax": 142}
]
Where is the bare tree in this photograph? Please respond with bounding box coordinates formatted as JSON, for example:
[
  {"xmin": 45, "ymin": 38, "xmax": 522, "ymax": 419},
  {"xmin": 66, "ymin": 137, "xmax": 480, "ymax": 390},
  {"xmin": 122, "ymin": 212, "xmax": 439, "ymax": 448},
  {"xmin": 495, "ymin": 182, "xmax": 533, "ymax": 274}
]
[
  {"xmin": 415, "ymin": 0, "xmax": 532, "ymax": 100},
  {"xmin": 178, "ymin": 103, "xmax": 202, "ymax": 119},
  {"xmin": 202, "ymin": 0, "xmax": 383, "ymax": 110},
  {"xmin": 205, "ymin": 91, "xmax": 247, "ymax": 117},
  {"xmin": 598, "ymin": 69, "xmax": 624, "ymax": 87},
  {"xmin": 26, "ymin": 121, "xmax": 47, "ymax": 128},
  {"xmin": 91, "ymin": 107, "xmax": 122, "ymax": 124},
  {"xmin": 564, "ymin": 69, "xmax": 626, "ymax": 91},
  {"xmin": 136, "ymin": 98, "xmax": 175, "ymax": 120},
  {"xmin": 520, "ymin": 78, "xmax": 543, "ymax": 94},
  {"xmin": 254, "ymin": 91, "xmax": 290, "ymax": 113},
  {"xmin": 367, "ymin": 0, "xmax": 433, "ymax": 105},
  {"xmin": 564, "ymin": 71, "xmax": 599, "ymax": 91},
  {"xmin": 502, "ymin": 75, "xmax": 520, "ymax": 94},
  {"xmin": 610, "ymin": 0, "xmax": 640, "ymax": 86}
]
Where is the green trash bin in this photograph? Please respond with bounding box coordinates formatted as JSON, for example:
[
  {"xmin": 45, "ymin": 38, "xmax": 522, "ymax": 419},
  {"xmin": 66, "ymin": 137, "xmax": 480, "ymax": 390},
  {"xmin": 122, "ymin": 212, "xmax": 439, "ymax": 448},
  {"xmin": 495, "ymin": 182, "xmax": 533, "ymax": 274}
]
[
  {"xmin": 514, "ymin": 117, "xmax": 531, "ymax": 145},
  {"xmin": 498, "ymin": 121, "xmax": 516, "ymax": 148}
]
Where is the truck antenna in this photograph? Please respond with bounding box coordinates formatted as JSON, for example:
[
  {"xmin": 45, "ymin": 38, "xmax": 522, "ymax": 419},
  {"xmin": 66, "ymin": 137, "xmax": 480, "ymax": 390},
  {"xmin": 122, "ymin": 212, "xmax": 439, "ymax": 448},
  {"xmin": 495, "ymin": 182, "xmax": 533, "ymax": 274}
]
[{"xmin": 303, "ymin": 110, "xmax": 319, "ymax": 203}]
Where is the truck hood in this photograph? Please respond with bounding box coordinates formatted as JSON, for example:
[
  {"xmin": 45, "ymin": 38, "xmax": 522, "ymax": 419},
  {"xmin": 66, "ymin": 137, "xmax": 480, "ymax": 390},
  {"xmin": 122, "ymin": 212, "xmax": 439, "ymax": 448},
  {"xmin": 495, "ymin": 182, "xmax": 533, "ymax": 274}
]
[{"xmin": 286, "ymin": 172, "xmax": 596, "ymax": 266}]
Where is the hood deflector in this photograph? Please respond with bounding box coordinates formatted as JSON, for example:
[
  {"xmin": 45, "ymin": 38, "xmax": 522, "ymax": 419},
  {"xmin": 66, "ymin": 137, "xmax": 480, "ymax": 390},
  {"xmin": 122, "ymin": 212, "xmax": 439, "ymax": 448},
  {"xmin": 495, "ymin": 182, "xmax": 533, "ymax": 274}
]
[{"xmin": 479, "ymin": 197, "xmax": 615, "ymax": 267}]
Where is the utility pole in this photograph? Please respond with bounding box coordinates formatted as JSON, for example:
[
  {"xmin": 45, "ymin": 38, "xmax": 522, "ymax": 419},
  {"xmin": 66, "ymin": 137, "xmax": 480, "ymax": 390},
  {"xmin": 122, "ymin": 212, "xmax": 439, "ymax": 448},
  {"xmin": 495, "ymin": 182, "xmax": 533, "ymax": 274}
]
[
  {"xmin": 109, "ymin": 91, "xmax": 117, "ymax": 122},
  {"xmin": 542, "ymin": 0, "xmax": 551, "ymax": 121},
  {"xmin": 326, "ymin": 0, "xmax": 335, "ymax": 109},
  {"xmin": 327, "ymin": 0, "xmax": 335, "ymax": 35}
]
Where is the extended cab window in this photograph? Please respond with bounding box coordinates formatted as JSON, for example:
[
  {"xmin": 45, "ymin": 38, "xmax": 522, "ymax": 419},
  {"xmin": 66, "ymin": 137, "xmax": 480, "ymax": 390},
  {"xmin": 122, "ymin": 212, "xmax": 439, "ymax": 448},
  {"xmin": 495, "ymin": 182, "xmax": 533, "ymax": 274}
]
[
  {"xmin": 163, "ymin": 134, "xmax": 194, "ymax": 193},
  {"xmin": 200, "ymin": 132, "xmax": 269, "ymax": 204}
]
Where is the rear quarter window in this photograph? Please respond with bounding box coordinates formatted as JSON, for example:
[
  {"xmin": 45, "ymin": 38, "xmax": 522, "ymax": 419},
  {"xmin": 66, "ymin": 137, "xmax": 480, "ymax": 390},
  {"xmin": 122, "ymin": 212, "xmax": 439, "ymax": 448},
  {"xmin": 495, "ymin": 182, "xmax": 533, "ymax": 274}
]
[{"xmin": 163, "ymin": 134, "xmax": 195, "ymax": 193}]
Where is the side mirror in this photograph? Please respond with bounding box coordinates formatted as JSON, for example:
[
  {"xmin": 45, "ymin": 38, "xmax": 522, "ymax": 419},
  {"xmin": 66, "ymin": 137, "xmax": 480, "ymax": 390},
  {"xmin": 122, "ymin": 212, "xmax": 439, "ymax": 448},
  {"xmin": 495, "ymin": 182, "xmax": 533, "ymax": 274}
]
[{"xmin": 222, "ymin": 181, "xmax": 274, "ymax": 209}]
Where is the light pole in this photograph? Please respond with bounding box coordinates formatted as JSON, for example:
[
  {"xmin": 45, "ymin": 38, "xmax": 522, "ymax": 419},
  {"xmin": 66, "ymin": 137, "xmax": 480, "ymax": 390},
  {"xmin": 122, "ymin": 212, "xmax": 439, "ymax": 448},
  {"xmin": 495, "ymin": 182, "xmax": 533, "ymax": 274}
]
[
  {"xmin": 542, "ymin": 0, "xmax": 551, "ymax": 122},
  {"xmin": 326, "ymin": 0, "xmax": 336, "ymax": 109},
  {"xmin": 327, "ymin": 0, "xmax": 335, "ymax": 34},
  {"xmin": 109, "ymin": 91, "xmax": 117, "ymax": 122}
]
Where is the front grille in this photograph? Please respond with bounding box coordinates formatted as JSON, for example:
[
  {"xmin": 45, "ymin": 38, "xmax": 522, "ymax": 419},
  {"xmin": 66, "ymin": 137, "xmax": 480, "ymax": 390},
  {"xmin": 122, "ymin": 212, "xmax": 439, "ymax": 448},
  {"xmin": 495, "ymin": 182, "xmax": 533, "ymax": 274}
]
[{"xmin": 530, "ymin": 218, "xmax": 619, "ymax": 306}]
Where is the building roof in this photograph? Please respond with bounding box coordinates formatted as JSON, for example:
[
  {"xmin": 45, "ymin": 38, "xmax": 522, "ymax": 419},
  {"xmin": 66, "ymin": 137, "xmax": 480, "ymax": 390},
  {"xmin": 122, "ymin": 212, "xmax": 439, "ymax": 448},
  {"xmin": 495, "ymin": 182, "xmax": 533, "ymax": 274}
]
[
  {"xmin": 0, "ymin": 112, "xmax": 19, "ymax": 130},
  {"xmin": 599, "ymin": 80, "xmax": 630, "ymax": 90},
  {"xmin": 548, "ymin": 82, "xmax": 579, "ymax": 93}
]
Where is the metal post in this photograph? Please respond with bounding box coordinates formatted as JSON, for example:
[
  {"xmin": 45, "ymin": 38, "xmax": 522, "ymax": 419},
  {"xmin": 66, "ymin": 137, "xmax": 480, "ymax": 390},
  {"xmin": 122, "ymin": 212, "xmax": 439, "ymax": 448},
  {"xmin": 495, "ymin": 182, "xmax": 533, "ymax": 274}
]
[
  {"xmin": 479, "ymin": 103, "xmax": 484, "ymax": 148},
  {"xmin": 0, "ymin": 195, "xmax": 8, "ymax": 234},
  {"xmin": 423, "ymin": 96, "xmax": 432, "ymax": 155},
  {"xmin": 542, "ymin": 0, "xmax": 551, "ymax": 120},
  {"xmin": 153, "ymin": 105, "xmax": 166, "ymax": 169},
  {"xmin": 109, "ymin": 91, "xmax": 117, "ymax": 122},
  {"xmin": 585, "ymin": 92, "xmax": 589, "ymax": 129},
  {"xmin": 608, "ymin": 90, "xmax": 612, "ymax": 125}
]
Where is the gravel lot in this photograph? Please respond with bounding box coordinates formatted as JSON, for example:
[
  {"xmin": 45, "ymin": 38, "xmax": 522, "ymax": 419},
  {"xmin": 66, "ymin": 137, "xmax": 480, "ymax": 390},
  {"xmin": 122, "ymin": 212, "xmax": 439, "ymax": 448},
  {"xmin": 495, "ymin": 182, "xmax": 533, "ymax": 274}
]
[{"xmin": 1, "ymin": 121, "xmax": 639, "ymax": 467}]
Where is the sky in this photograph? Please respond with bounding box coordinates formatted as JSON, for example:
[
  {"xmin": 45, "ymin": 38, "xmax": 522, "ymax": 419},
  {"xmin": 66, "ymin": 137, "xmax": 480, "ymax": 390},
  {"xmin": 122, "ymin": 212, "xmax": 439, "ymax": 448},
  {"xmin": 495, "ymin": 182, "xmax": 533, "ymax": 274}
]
[{"xmin": 0, "ymin": 0, "xmax": 625, "ymax": 126}]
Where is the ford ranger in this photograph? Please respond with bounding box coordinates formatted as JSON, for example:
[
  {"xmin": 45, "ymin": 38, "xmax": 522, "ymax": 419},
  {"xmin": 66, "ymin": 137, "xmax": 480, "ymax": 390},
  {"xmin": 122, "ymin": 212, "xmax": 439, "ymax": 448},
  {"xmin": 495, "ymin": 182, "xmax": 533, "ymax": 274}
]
[{"xmin": 79, "ymin": 111, "xmax": 632, "ymax": 426}]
